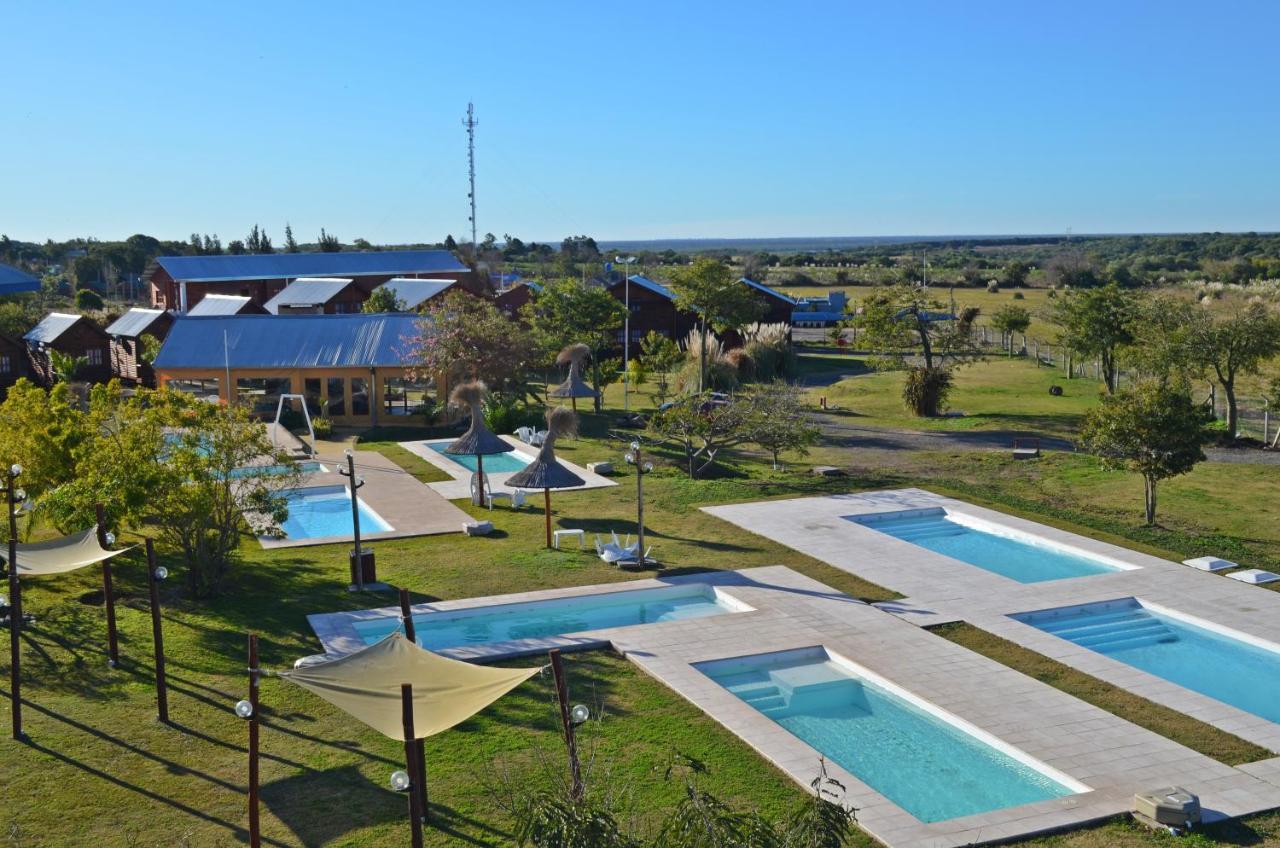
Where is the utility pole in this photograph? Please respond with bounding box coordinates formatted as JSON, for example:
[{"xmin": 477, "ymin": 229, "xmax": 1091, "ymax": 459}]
[{"xmin": 463, "ymin": 102, "xmax": 478, "ymax": 254}]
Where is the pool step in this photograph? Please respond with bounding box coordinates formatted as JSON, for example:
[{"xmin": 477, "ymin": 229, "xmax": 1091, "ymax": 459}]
[
  {"xmin": 1037, "ymin": 608, "xmax": 1147, "ymax": 634},
  {"xmin": 1040, "ymin": 609, "xmax": 1180, "ymax": 653}
]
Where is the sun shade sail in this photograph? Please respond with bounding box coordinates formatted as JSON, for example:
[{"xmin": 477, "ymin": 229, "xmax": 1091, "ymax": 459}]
[
  {"xmin": 277, "ymin": 633, "xmax": 539, "ymax": 741},
  {"xmin": 0, "ymin": 526, "xmax": 130, "ymax": 575}
]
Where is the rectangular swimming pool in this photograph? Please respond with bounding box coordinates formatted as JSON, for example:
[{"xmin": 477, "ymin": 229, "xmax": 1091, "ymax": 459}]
[
  {"xmin": 426, "ymin": 441, "xmax": 531, "ymax": 474},
  {"xmin": 230, "ymin": 460, "xmax": 326, "ymax": 479},
  {"xmin": 280, "ymin": 486, "xmax": 392, "ymax": 540},
  {"xmin": 354, "ymin": 584, "xmax": 748, "ymax": 650},
  {"xmin": 851, "ymin": 509, "xmax": 1126, "ymax": 583},
  {"xmin": 1015, "ymin": 598, "xmax": 1280, "ymax": 724},
  {"xmin": 698, "ymin": 647, "xmax": 1081, "ymax": 823}
]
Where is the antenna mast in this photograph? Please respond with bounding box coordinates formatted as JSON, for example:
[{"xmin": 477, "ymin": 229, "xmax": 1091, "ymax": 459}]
[{"xmin": 463, "ymin": 102, "xmax": 478, "ymax": 252}]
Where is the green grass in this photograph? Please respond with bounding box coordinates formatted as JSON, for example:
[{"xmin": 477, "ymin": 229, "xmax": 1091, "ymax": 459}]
[{"xmin": 929, "ymin": 623, "xmax": 1271, "ymax": 766}]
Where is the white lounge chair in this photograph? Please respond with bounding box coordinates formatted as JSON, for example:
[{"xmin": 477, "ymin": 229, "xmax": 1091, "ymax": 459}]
[
  {"xmin": 529, "ymin": 429, "xmax": 548, "ymax": 447},
  {"xmin": 595, "ymin": 536, "xmax": 627, "ymax": 564},
  {"xmin": 472, "ymin": 473, "xmax": 509, "ymax": 510},
  {"xmin": 514, "ymin": 426, "xmax": 535, "ymax": 444}
]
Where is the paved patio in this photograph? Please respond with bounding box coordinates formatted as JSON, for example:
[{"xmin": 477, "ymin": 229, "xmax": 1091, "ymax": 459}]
[
  {"xmin": 704, "ymin": 488, "xmax": 1280, "ymax": 754},
  {"xmin": 308, "ymin": 565, "xmax": 1280, "ymax": 847},
  {"xmin": 396, "ymin": 434, "xmax": 616, "ymax": 500},
  {"xmin": 258, "ymin": 448, "xmax": 471, "ymax": 549}
]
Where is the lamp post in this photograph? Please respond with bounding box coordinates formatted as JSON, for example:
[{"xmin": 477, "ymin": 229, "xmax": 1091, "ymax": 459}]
[
  {"xmin": 237, "ymin": 634, "xmax": 262, "ymax": 848},
  {"xmin": 339, "ymin": 450, "xmax": 366, "ymax": 592},
  {"xmin": 95, "ymin": 504, "xmax": 120, "ymax": 668},
  {"xmin": 146, "ymin": 538, "xmax": 170, "ymax": 724},
  {"xmin": 399, "ymin": 589, "xmax": 428, "ymax": 820},
  {"xmin": 399, "ymin": 683, "xmax": 426, "ymax": 848},
  {"xmin": 548, "ymin": 648, "xmax": 585, "ymax": 801},
  {"xmin": 616, "ymin": 255, "xmax": 637, "ymax": 412},
  {"xmin": 623, "ymin": 442, "xmax": 653, "ymax": 568},
  {"xmin": 5, "ymin": 463, "xmax": 25, "ymax": 740}
]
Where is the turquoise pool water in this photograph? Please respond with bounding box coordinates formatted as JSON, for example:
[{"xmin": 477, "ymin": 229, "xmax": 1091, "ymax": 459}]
[
  {"xmin": 427, "ymin": 442, "xmax": 530, "ymax": 473},
  {"xmin": 280, "ymin": 486, "xmax": 392, "ymax": 540},
  {"xmin": 230, "ymin": 461, "xmax": 324, "ymax": 478},
  {"xmin": 854, "ymin": 510, "xmax": 1119, "ymax": 583},
  {"xmin": 1017, "ymin": 599, "xmax": 1280, "ymax": 724},
  {"xmin": 699, "ymin": 649, "xmax": 1076, "ymax": 823},
  {"xmin": 354, "ymin": 584, "xmax": 741, "ymax": 649}
]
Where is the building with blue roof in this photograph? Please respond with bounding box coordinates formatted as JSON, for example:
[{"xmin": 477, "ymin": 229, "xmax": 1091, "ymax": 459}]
[
  {"xmin": 263, "ymin": 278, "xmax": 364, "ymax": 315},
  {"xmin": 792, "ymin": 290, "xmax": 849, "ymax": 327},
  {"xmin": 105, "ymin": 307, "xmax": 174, "ymax": 386},
  {"xmin": 373, "ymin": 277, "xmax": 460, "ymax": 311},
  {"xmin": 153, "ymin": 313, "xmax": 438, "ymax": 426},
  {"xmin": 145, "ymin": 249, "xmax": 474, "ymax": 314},
  {"xmin": 0, "ymin": 262, "xmax": 41, "ymax": 296}
]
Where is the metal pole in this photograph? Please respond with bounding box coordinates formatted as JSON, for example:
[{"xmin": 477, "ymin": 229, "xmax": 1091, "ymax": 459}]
[
  {"xmin": 401, "ymin": 684, "xmax": 425, "ymax": 848},
  {"xmin": 548, "ymin": 649, "xmax": 583, "ymax": 801},
  {"xmin": 146, "ymin": 539, "xmax": 169, "ymax": 724},
  {"xmin": 247, "ymin": 634, "xmax": 261, "ymax": 848},
  {"xmin": 8, "ymin": 534, "xmax": 21, "ymax": 741},
  {"xmin": 635, "ymin": 447, "xmax": 646, "ymax": 568},
  {"xmin": 543, "ymin": 489, "xmax": 552, "ymax": 549},
  {"xmin": 343, "ymin": 453, "xmax": 364, "ymax": 591},
  {"xmin": 476, "ymin": 453, "xmax": 486, "ymax": 509},
  {"xmin": 95, "ymin": 504, "xmax": 120, "ymax": 668},
  {"xmin": 623, "ymin": 265, "xmax": 631, "ymax": 412}
]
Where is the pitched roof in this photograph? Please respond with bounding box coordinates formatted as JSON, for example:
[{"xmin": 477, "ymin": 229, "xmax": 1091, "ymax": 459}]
[
  {"xmin": 609, "ymin": 274, "xmax": 675, "ymax": 301},
  {"xmin": 147, "ymin": 250, "xmax": 467, "ymax": 284},
  {"xmin": 264, "ymin": 278, "xmax": 355, "ymax": 313},
  {"xmin": 186, "ymin": 294, "xmax": 257, "ymax": 316},
  {"xmin": 739, "ymin": 277, "xmax": 795, "ymax": 305},
  {"xmin": 153, "ymin": 313, "xmax": 424, "ymax": 370},
  {"xmin": 105, "ymin": 308, "xmax": 168, "ymax": 338},
  {"xmin": 0, "ymin": 262, "xmax": 40, "ymax": 295},
  {"xmin": 377, "ymin": 277, "xmax": 457, "ymax": 310},
  {"xmin": 23, "ymin": 312, "xmax": 93, "ymax": 344}
]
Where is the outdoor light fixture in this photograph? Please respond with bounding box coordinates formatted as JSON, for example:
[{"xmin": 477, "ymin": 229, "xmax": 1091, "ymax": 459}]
[
  {"xmin": 624, "ymin": 452, "xmax": 635, "ymax": 464},
  {"xmin": 570, "ymin": 704, "xmax": 590, "ymax": 726},
  {"xmin": 12, "ymin": 489, "xmax": 24, "ymax": 503},
  {"xmin": 630, "ymin": 441, "xmax": 640, "ymax": 452},
  {"xmin": 234, "ymin": 699, "xmax": 255, "ymax": 719},
  {"xmin": 153, "ymin": 566, "xmax": 168, "ymax": 581},
  {"xmin": 104, "ymin": 532, "xmax": 116, "ymax": 547},
  {"xmin": 9, "ymin": 464, "xmax": 21, "ymax": 477},
  {"xmin": 389, "ymin": 770, "xmax": 412, "ymax": 792},
  {"xmin": 344, "ymin": 449, "xmax": 354, "ymax": 460},
  {"xmin": 643, "ymin": 463, "xmax": 654, "ymax": 473}
]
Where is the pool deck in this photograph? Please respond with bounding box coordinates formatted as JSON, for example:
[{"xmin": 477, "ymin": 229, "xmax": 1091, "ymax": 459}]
[
  {"xmin": 307, "ymin": 565, "xmax": 1280, "ymax": 847},
  {"xmin": 258, "ymin": 448, "xmax": 471, "ymax": 549},
  {"xmin": 396, "ymin": 434, "xmax": 616, "ymax": 500},
  {"xmin": 704, "ymin": 488, "xmax": 1280, "ymax": 755}
]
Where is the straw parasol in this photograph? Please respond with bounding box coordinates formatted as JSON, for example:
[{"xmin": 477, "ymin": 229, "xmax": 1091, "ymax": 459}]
[
  {"xmin": 444, "ymin": 381, "xmax": 514, "ymax": 507},
  {"xmin": 548, "ymin": 343, "xmax": 598, "ymax": 411},
  {"xmin": 505, "ymin": 406, "xmax": 585, "ymax": 547}
]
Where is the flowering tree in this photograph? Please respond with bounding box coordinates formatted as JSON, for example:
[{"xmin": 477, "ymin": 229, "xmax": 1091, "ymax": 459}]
[{"xmin": 408, "ymin": 290, "xmax": 534, "ymax": 395}]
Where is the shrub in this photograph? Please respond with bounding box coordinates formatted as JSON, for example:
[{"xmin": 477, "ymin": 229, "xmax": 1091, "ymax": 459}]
[
  {"xmin": 723, "ymin": 347, "xmax": 755, "ymax": 379},
  {"xmin": 902, "ymin": 366, "xmax": 953, "ymax": 416},
  {"xmin": 75, "ymin": 289, "xmax": 104, "ymax": 310},
  {"xmin": 1047, "ymin": 288, "xmax": 1058, "ymax": 298},
  {"xmin": 985, "ymin": 280, "xmax": 1000, "ymax": 293},
  {"xmin": 674, "ymin": 358, "xmax": 737, "ymax": 393},
  {"xmin": 484, "ymin": 394, "xmax": 543, "ymax": 434},
  {"xmin": 311, "ymin": 416, "xmax": 333, "ymax": 438},
  {"xmin": 1012, "ymin": 291, "xmax": 1025, "ymax": 300},
  {"xmin": 626, "ymin": 357, "xmax": 647, "ymax": 386}
]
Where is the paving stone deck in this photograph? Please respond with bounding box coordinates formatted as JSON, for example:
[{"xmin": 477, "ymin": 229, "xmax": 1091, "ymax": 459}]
[{"xmin": 397, "ymin": 434, "xmax": 616, "ymax": 500}]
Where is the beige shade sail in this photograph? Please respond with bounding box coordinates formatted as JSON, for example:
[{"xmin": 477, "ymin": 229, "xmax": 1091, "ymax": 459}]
[
  {"xmin": 277, "ymin": 633, "xmax": 540, "ymax": 741},
  {"xmin": 0, "ymin": 526, "xmax": 130, "ymax": 576}
]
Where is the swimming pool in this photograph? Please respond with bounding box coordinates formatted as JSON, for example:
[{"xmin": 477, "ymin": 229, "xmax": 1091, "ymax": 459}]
[
  {"xmin": 425, "ymin": 441, "xmax": 531, "ymax": 474},
  {"xmin": 354, "ymin": 584, "xmax": 748, "ymax": 649},
  {"xmin": 1015, "ymin": 598, "xmax": 1280, "ymax": 724},
  {"xmin": 698, "ymin": 647, "xmax": 1080, "ymax": 823},
  {"xmin": 851, "ymin": 509, "xmax": 1126, "ymax": 583},
  {"xmin": 230, "ymin": 461, "xmax": 326, "ymax": 478},
  {"xmin": 279, "ymin": 486, "xmax": 392, "ymax": 540}
]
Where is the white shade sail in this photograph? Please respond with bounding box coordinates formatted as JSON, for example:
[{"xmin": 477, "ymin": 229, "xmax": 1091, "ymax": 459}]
[
  {"xmin": 278, "ymin": 633, "xmax": 539, "ymax": 741},
  {"xmin": 0, "ymin": 526, "xmax": 129, "ymax": 576}
]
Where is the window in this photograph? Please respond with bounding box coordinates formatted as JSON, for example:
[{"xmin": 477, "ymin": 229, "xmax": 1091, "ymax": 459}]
[
  {"xmin": 383, "ymin": 375, "xmax": 433, "ymax": 417},
  {"xmin": 326, "ymin": 377, "xmax": 345, "ymax": 417},
  {"xmin": 0, "ymin": 355, "xmax": 10, "ymax": 374},
  {"xmin": 303, "ymin": 378, "xmax": 323, "ymax": 417},
  {"xmin": 86, "ymin": 348, "xmax": 103, "ymax": 366},
  {"xmin": 235, "ymin": 377, "xmax": 292, "ymax": 417},
  {"xmin": 168, "ymin": 377, "xmax": 220, "ymax": 401},
  {"xmin": 350, "ymin": 377, "xmax": 370, "ymax": 416}
]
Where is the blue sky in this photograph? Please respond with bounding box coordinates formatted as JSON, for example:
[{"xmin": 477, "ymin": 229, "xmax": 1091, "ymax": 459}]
[{"xmin": 4, "ymin": 1, "xmax": 1278, "ymax": 243}]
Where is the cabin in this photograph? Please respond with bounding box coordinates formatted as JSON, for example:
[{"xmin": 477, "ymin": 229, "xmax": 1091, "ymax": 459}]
[
  {"xmin": 495, "ymin": 281, "xmax": 540, "ymax": 316},
  {"xmin": 264, "ymin": 278, "xmax": 365, "ymax": 314},
  {"xmin": 374, "ymin": 278, "xmax": 463, "ymax": 311},
  {"xmin": 606, "ymin": 275, "xmax": 697, "ymax": 348},
  {"xmin": 0, "ymin": 334, "xmax": 30, "ymax": 395},
  {"xmin": 740, "ymin": 278, "xmax": 796, "ymax": 325},
  {"xmin": 0, "ymin": 262, "xmax": 41, "ymax": 297},
  {"xmin": 22, "ymin": 312, "xmax": 111, "ymax": 386},
  {"xmin": 104, "ymin": 308, "xmax": 174, "ymax": 387},
  {"xmin": 145, "ymin": 250, "xmax": 474, "ymax": 313},
  {"xmin": 185, "ymin": 294, "xmax": 267, "ymax": 317},
  {"xmin": 153, "ymin": 313, "xmax": 442, "ymax": 428}
]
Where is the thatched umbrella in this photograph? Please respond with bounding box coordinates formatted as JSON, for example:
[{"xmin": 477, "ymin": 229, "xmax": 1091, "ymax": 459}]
[
  {"xmin": 444, "ymin": 381, "xmax": 514, "ymax": 508},
  {"xmin": 505, "ymin": 407, "xmax": 585, "ymax": 547},
  {"xmin": 548, "ymin": 343, "xmax": 598, "ymax": 411}
]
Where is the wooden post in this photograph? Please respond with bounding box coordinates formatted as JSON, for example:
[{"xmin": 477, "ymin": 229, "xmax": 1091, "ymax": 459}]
[
  {"xmin": 476, "ymin": 453, "xmax": 487, "ymax": 509},
  {"xmin": 543, "ymin": 489, "xmax": 552, "ymax": 549},
  {"xmin": 247, "ymin": 634, "xmax": 261, "ymax": 848},
  {"xmin": 95, "ymin": 504, "xmax": 120, "ymax": 668},
  {"xmin": 401, "ymin": 684, "xmax": 425, "ymax": 848},
  {"xmin": 146, "ymin": 539, "xmax": 169, "ymax": 724},
  {"xmin": 396, "ymin": 597, "xmax": 429, "ymax": 821},
  {"xmin": 342, "ymin": 453, "xmax": 365, "ymax": 591},
  {"xmin": 548, "ymin": 649, "xmax": 583, "ymax": 801},
  {"xmin": 8, "ymin": 535, "xmax": 21, "ymax": 741}
]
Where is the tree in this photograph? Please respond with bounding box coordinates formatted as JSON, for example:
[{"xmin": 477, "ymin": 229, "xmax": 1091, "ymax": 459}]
[
  {"xmin": 444, "ymin": 234, "xmax": 458, "ymax": 251},
  {"xmin": 409, "ymin": 290, "xmax": 534, "ymax": 395},
  {"xmin": 227, "ymin": 239, "xmax": 246, "ymax": 255},
  {"xmin": 1185, "ymin": 302, "xmax": 1280, "ymax": 438},
  {"xmin": 990, "ymin": 304, "xmax": 1031, "ymax": 356},
  {"xmin": 746, "ymin": 381, "xmax": 819, "ymax": 470},
  {"xmin": 1004, "ymin": 260, "xmax": 1031, "ymax": 288},
  {"xmin": 641, "ymin": 331, "xmax": 683, "ymax": 405},
  {"xmin": 362, "ymin": 286, "xmax": 405, "ymax": 313},
  {"xmin": 522, "ymin": 279, "xmax": 627, "ymax": 411},
  {"xmin": 1051, "ymin": 284, "xmax": 1136, "ymax": 394},
  {"xmin": 353, "ymin": 237, "xmax": 373, "ymax": 251},
  {"xmin": 74, "ymin": 288, "xmax": 104, "ymax": 311},
  {"xmin": 1045, "ymin": 252, "xmax": 1102, "ymax": 289},
  {"xmin": 318, "ymin": 229, "xmax": 341, "ymax": 252},
  {"xmin": 0, "ymin": 381, "xmax": 85, "ymax": 523},
  {"xmin": 647, "ymin": 392, "xmax": 754, "ymax": 478},
  {"xmin": 668, "ymin": 258, "xmax": 763, "ymax": 392},
  {"xmin": 1081, "ymin": 381, "xmax": 1211, "ymax": 525},
  {"xmin": 284, "ymin": 223, "xmax": 299, "ymax": 253}
]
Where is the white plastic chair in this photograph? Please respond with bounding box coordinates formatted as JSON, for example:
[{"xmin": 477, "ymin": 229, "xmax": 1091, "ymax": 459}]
[{"xmin": 514, "ymin": 426, "xmax": 535, "ymax": 444}]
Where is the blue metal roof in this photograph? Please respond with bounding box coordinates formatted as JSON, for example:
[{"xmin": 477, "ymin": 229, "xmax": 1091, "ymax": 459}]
[
  {"xmin": 23, "ymin": 312, "xmax": 89, "ymax": 344},
  {"xmin": 790, "ymin": 310, "xmax": 844, "ymax": 324},
  {"xmin": 149, "ymin": 250, "xmax": 467, "ymax": 283},
  {"xmin": 105, "ymin": 308, "xmax": 167, "ymax": 337},
  {"xmin": 377, "ymin": 277, "xmax": 456, "ymax": 309},
  {"xmin": 610, "ymin": 274, "xmax": 675, "ymax": 301},
  {"xmin": 0, "ymin": 262, "xmax": 40, "ymax": 295},
  {"xmin": 264, "ymin": 278, "xmax": 355, "ymax": 313},
  {"xmin": 186, "ymin": 294, "xmax": 256, "ymax": 316},
  {"xmin": 153, "ymin": 313, "xmax": 425, "ymax": 370},
  {"xmin": 739, "ymin": 277, "xmax": 796, "ymax": 305}
]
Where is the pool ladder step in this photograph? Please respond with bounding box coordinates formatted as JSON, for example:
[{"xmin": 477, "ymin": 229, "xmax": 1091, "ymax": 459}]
[{"xmin": 735, "ymin": 684, "xmax": 789, "ymax": 714}]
